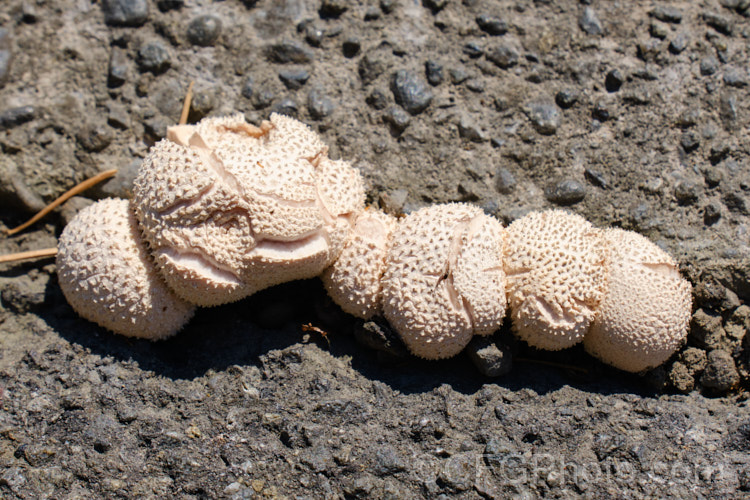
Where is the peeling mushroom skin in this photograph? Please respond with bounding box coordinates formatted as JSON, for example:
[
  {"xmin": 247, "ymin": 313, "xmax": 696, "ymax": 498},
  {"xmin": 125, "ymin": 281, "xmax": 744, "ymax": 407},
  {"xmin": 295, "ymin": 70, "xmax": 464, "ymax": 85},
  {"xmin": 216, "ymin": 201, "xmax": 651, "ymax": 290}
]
[
  {"xmin": 321, "ymin": 209, "xmax": 398, "ymax": 319},
  {"xmin": 133, "ymin": 113, "xmax": 365, "ymax": 306},
  {"xmin": 56, "ymin": 198, "xmax": 195, "ymax": 340},
  {"xmin": 381, "ymin": 204, "xmax": 507, "ymax": 360},
  {"xmin": 584, "ymin": 229, "xmax": 692, "ymax": 373},
  {"xmin": 504, "ymin": 210, "xmax": 608, "ymax": 351}
]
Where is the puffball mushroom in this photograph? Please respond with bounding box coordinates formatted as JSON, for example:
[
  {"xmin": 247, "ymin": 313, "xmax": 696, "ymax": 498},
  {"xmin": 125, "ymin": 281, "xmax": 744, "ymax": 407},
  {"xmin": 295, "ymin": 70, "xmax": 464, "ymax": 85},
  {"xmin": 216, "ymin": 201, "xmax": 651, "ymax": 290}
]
[
  {"xmin": 380, "ymin": 204, "xmax": 507, "ymax": 359},
  {"xmin": 56, "ymin": 198, "xmax": 195, "ymax": 339},
  {"xmin": 584, "ymin": 228, "xmax": 693, "ymax": 373},
  {"xmin": 503, "ymin": 210, "xmax": 608, "ymax": 351},
  {"xmin": 133, "ymin": 113, "xmax": 365, "ymax": 306},
  {"xmin": 320, "ymin": 209, "xmax": 397, "ymax": 319}
]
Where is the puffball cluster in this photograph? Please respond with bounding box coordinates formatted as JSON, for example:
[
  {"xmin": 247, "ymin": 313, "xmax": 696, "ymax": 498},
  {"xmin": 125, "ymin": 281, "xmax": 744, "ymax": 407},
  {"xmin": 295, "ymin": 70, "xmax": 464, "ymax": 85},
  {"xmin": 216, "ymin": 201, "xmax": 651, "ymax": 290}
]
[{"xmin": 57, "ymin": 114, "xmax": 692, "ymax": 373}]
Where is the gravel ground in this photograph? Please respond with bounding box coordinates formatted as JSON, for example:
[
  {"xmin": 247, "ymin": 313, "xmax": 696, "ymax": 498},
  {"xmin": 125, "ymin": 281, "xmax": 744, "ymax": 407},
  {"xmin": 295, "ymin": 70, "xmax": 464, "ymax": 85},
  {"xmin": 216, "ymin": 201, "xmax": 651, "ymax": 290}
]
[{"xmin": 1, "ymin": 0, "xmax": 749, "ymax": 498}]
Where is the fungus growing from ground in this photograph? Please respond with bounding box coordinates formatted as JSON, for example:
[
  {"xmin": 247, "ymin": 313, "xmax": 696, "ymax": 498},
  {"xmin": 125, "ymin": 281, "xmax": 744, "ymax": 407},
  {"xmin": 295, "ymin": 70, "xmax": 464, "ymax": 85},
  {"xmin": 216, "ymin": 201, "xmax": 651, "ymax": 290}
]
[
  {"xmin": 42, "ymin": 113, "xmax": 694, "ymax": 375},
  {"xmin": 380, "ymin": 204, "xmax": 507, "ymax": 359},
  {"xmin": 584, "ymin": 228, "xmax": 693, "ymax": 372},
  {"xmin": 133, "ymin": 113, "xmax": 365, "ymax": 306},
  {"xmin": 503, "ymin": 210, "xmax": 608, "ymax": 351},
  {"xmin": 56, "ymin": 198, "xmax": 195, "ymax": 339}
]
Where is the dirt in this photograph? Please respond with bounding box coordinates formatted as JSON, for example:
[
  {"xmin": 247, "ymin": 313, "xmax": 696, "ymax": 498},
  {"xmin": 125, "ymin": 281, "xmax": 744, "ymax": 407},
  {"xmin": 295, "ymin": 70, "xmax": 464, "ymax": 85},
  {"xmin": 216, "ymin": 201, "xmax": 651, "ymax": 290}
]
[{"xmin": 1, "ymin": 0, "xmax": 749, "ymax": 498}]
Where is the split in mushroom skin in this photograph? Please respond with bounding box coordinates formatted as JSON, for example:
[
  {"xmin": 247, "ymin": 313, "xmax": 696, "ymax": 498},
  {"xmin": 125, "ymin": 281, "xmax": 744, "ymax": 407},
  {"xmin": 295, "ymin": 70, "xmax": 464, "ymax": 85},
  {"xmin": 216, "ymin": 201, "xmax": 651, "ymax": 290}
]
[{"xmin": 56, "ymin": 114, "xmax": 693, "ymax": 373}]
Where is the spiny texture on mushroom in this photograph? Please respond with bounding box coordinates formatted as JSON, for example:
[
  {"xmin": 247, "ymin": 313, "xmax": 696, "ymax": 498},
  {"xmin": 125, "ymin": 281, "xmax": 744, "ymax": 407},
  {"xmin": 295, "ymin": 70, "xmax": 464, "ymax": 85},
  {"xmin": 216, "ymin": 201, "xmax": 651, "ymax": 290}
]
[
  {"xmin": 503, "ymin": 210, "xmax": 608, "ymax": 351},
  {"xmin": 133, "ymin": 113, "xmax": 365, "ymax": 306},
  {"xmin": 584, "ymin": 229, "xmax": 693, "ymax": 373},
  {"xmin": 380, "ymin": 204, "xmax": 507, "ymax": 359},
  {"xmin": 320, "ymin": 209, "xmax": 397, "ymax": 319},
  {"xmin": 56, "ymin": 113, "xmax": 693, "ymax": 374},
  {"xmin": 56, "ymin": 198, "xmax": 195, "ymax": 339}
]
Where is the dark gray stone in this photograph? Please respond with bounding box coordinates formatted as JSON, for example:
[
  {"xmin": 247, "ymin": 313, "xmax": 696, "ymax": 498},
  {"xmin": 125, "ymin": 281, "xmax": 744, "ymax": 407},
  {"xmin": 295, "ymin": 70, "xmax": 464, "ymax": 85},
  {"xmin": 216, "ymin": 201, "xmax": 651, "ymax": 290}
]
[
  {"xmin": 108, "ymin": 47, "xmax": 128, "ymax": 87},
  {"xmin": 425, "ymin": 60, "xmax": 444, "ymax": 86},
  {"xmin": 157, "ymin": 0, "xmax": 184, "ymax": 12},
  {"xmin": 241, "ymin": 76, "xmax": 254, "ymax": 99},
  {"xmin": 703, "ymin": 12, "xmax": 733, "ymax": 35},
  {"xmin": 319, "ymin": 0, "xmax": 349, "ymax": 18},
  {"xmin": 279, "ymin": 67, "xmax": 310, "ymax": 90},
  {"xmin": 593, "ymin": 100, "xmax": 612, "ymax": 121},
  {"xmin": 186, "ymin": 15, "xmax": 222, "ymax": 47},
  {"xmin": 476, "ymin": 15, "xmax": 508, "ymax": 35},
  {"xmin": 651, "ymin": 6, "xmax": 682, "ymax": 23},
  {"xmin": 0, "ymin": 27, "xmax": 13, "ymax": 87},
  {"xmin": 462, "ymin": 42, "xmax": 483, "ymax": 59},
  {"xmin": 700, "ymin": 56, "xmax": 719, "ymax": 76},
  {"xmin": 76, "ymin": 123, "xmax": 113, "ymax": 152},
  {"xmin": 253, "ymin": 88, "xmax": 275, "ymax": 109},
  {"xmin": 0, "ymin": 105, "xmax": 35, "ymax": 131},
  {"xmin": 579, "ymin": 7, "xmax": 603, "ymax": 35},
  {"xmin": 272, "ymin": 98, "xmax": 298, "ymax": 117},
  {"xmin": 137, "ymin": 41, "xmax": 171, "ymax": 73},
  {"xmin": 342, "ymin": 37, "xmax": 360, "ymax": 58},
  {"xmin": 486, "ymin": 45, "xmax": 518, "ymax": 68},
  {"xmin": 266, "ymin": 40, "xmax": 313, "ymax": 64},
  {"xmin": 366, "ymin": 88, "xmax": 388, "ymax": 110},
  {"xmin": 307, "ymin": 88, "xmax": 335, "ymax": 119},
  {"xmin": 680, "ymin": 131, "xmax": 700, "ymax": 152},
  {"xmin": 524, "ymin": 100, "xmax": 560, "ymax": 135},
  {"xmin": 495, "ymin": 167, "xmax": 516, "ymax": 194},
  {"xmin": 373, "ymin": 447, "xmax": 405, "ymax": 476},
  {"xmin": 555, "ymin": 88, "xmax": 578, "ymax": 108},
  {"xmin": 358, "ymin": 52, "xmax": 387, "ymax": 85},
  {"xmin": 546, "ymin": 179, "xmax": 586, "ymax": 205},
  {"xmin": 605, "ymin": 69, "xmax": 624, "ymax": 92},
  {"xmin": 700, "ymin": 350, "xmax": 739, "ymax": 392},
  {"xmin": 101, "ymin": 0, "xmax": 149, "ymax": 27},
  {"xmin": 390, "ymin": 70, "xmax": 433, "ymax": 115},
  {"xmin": 383, "ymin": 106, "xmax": 411, "ymax": 133},
  {"xmin": 724, "ymin": 67, "xmax": 748, "ymax": 88},
  {"xmin": 669, "ymin": 33, "xmax": 689, "ymax": 54},
  {"xmin": 457, "ymin": 115, "xmax": 485, "ymax": 142},
  {"xmin": 674, "ymin": 180, "xmax": 699, "ymax": 205}
]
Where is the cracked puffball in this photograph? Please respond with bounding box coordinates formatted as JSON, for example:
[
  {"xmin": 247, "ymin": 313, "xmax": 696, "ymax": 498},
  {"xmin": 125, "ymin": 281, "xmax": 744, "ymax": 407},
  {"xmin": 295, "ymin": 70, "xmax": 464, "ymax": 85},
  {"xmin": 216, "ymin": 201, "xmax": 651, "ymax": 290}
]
[
  {"xmin": 133, "ymin": 113, "xmax": 365, "ymax": 306},
  {"xmin": 584, "ymin": 229, "xmax": 692, "ymax": 373},
  {"xmin": 56, "ymin": 198, "xmax": 195, "ymax": 339},
  {"xmin": 321, "ymin": 209, "xmax": 398, "ymax": 319},
  {"xmin": 504, "ymin": 210, "xmax": 608, "ymax": 351},
  {"xmin": 381, "ymin": 204, "xmax": 507, "ymax": 360}
]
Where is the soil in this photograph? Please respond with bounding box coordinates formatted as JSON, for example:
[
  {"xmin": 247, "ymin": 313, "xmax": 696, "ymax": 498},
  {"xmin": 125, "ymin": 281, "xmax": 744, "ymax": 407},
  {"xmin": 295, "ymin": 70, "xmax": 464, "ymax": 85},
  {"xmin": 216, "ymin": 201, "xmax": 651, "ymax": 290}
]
[{"xmin": 1, "ymin": 0, "xmax": 749, "ymax": 498}]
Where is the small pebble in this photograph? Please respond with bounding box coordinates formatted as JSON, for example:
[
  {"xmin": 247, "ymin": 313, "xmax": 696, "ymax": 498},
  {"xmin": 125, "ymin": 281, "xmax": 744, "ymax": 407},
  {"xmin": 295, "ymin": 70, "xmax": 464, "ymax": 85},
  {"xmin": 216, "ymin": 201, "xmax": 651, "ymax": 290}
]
[
  {"xmin": 605, "ymin": 69, "xmax": 624, "ymax": 92},
  {"xmin": 271, "ymin": 98, "xmax": 298, "ymax": 117},
  {"xmin": 555, "ymin": 88, "xmax": 578, "ymax": 108},
  {"xmin": 584, "ymin": 168, "xmax": 608, "ymax": 188},
  {"xmin": 476, "ymin": 14, "xmax": 508, "ymax": 36},
  {"xmin": 669, "ymin": 33, "xmax": 689, "ymax": 54},
  {"xmin": 651, "ymin": 6, "xmax": 682, "ymax": 23},
  {"xmin": 462, "ymin": 42, "xmax": 483, "ymax": 59},
  {"xmin": 279, "ymin": 68, "xmax": 310, "ymax": 90},
  {"xmin": 703, "ymin": 12, "xmax": 733, "ymax": 35},
  {"xmin": 524, "ymin": 100, "xmax": 560, "ymax": 135},
  {"xmin": 342, "ymin": 37, "xmax": 360, "ymax": 58},
  {"xmin": 494, "ymin": 168, "xmax": 516, "ymax": 194},
  {"xmin": 107, "ymin": 102, "xmax": 130, "ymax": 129},
  {"xmin": 367, "ymin": 88, "xmax": 388, "ymax": 110},
  {"xmin": 108, "ymin": 48, "xmax": 129, "ymax": 87},
  {"xmin": 302, "ymin": 21, "xmax": 324, "ymax": 47},
  {"xmin": 680, "ymin": 131, "xmax": 700, "ymax": 152},
  {"xmin": 241, "ymin": 76, "xmax": 254, "ymax": 99},
  {"xmin": 266, "ymin": 40, "xmax": 313, "ymax": 64},
  {"xmin": 380, "ymin": 0, "xmax": 395, "ymax": 14},
  {"xmin": 546, "ymin": 179, "xmax": 586, "ymax": 205},
  {"xmin": 157, "ymin": 0, "xmax": 184, "ymax": 11},
  {"xmin": 0, "ymin": 105, "xmax": 35, "ymax": 131},
  {"xmin": 674, "ymin": 180, "xmax": 699, "ymax": 205},
  {"xmin": 700, "ymin": 350, "xmax": 739, "ymax": 392},
  {"xmin": 723, "ymin": 67, "xmax": 748, "ymax": 88},
  {"xmin": 649, "ymin": 21, "xmax": 669, "ymax": 39},
  {"xmin": 383, "ymin": 106, "xmax": 411, "ymax": 133},
  {"xmin": 307, "ymin": 88, "xmax": 335, "ymax": 119},
  {"xmin": 704, "ymin": 202, "xmax": 721, "ymax": 225},
  {"xmin": 390, "ymin": 70, "xmax": 433, "ymax": 115},
  {"xmin": 425, "ymin": 60, "xmax": 444, "ymax": 86},
  {"xmin": 700, "ymin": 56, "xmax": 719, "ymax": 76},
  {"xmin": 592, "ymin": 100, "xmax": 612, "ymax": 121},
  {"xmin": 0, "ymin": 27, "xmax": 12, "ymax": 87},
  {"xmin": 457, "ymin": 115, "xmax": 485, "ymax": 142},
  {"xmin": 579, "ymin": 7, "xmax": 603, "ymax": 35},
  {"xmin": 486, "ymin": 45, "xmax": 519, "ymax": 69},
  {"xmin": 466, "ymin": 337, "xmax": 512, "ymax": 377},
  {"xmin": 449, "ymin": 67, "xmax": 468, "ymax": 84},
  {"xmin": 253, "ymin": 88, "xmax": 275, "ymax": 109},
  {"xmin": 101, "ymin": 0, "xmax": 149, "ymax": 26},
  {"xmin": 77, "ymin": 123, "xmax": 113, "ymax": 152},
  {"xmin": 186, "ymin": 15, "xmax": 222, "ymax": 47},
  {"xmin": 319, "ymin": 0, "xmax": 348, "ymax": 17},
  {"xmin": 465, "ymin": 78, "xmax": 484, "ymax": 93},
  {"xmin": 137, "ymin": 41, "xmax": 171, "ymax": 73}
]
